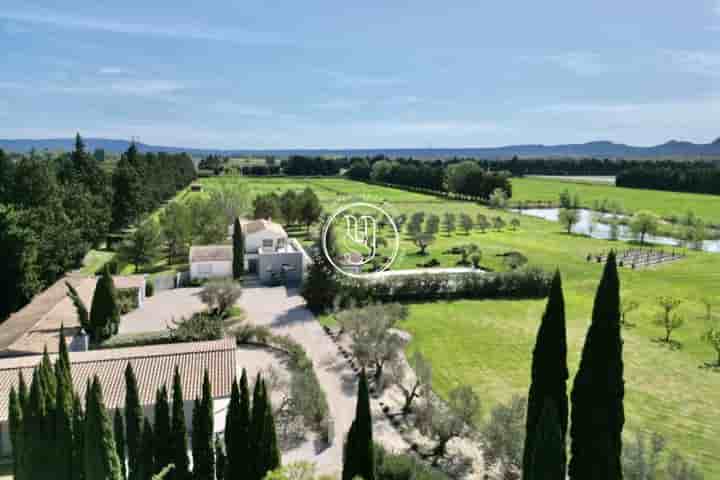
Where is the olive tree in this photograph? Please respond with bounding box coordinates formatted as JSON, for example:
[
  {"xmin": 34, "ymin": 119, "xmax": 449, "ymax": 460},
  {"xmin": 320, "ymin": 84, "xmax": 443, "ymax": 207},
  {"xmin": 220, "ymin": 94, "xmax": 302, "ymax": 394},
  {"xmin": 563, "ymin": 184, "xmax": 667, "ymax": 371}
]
[
  {"xmin": 621, "ymin": 298, "xmax": 640, "ymax": 327},
  {"xmin": 489, "ymin": 188, "xmax": 508, "ymax": 209},
  {"xmin": 199, "ymin": 279, "xmax": 242, "ymax": 317},
  {"xmin": 387, "ymin": 351, "xmax": 432, "ymax": 414},
  {"xmin": 701, "ymin": 324, "xmax": 720, "ymax": 366},
  {"xmin": 412, "ymin": 233, "xmax": 436, "ymax": 256},
  {"xmin": 336, "ymin": 303, "xmax": 408, "ymax": 387},
  {"xmin": 482, "ymin": 395, "xmax": 526, "ymax": 480},
  {"xmin": 630, "ymin": 211, "xmax": 659, "ymax": 245},
  {"xmin": 654, "ymin": 296, "xmax": 683, "ymax": 344},
  {"xmin": 558, "ymin": 208, "xmax": 580, "ymax": 234}
]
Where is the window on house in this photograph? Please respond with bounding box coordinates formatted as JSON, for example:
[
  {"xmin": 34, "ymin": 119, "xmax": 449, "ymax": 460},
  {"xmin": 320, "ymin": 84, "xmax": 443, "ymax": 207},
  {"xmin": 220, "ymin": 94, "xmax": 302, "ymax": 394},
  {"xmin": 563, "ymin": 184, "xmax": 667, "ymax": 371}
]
[{"xmin": 262, "ymin": 239, "xmax": 274, "ymax": 248}]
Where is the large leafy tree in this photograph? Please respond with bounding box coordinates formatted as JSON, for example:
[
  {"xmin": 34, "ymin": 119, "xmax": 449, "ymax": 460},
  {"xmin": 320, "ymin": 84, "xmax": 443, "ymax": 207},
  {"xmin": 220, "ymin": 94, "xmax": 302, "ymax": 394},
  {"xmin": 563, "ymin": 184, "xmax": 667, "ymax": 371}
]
[
  {"xmin": 569, "ymin": 252, "xmax": 625, "ymax": 480},
  {"xmin": 298, "ymin": 188, "xmax": 322, "ymax": 232},
  {"xmin": 160, "ymin": 202, "xmax": 193, "ymax": 265},
  {"xmin": 522, "ymin": 271, "xmax": 568, "ymax": 479},
  {"xmin": 0, "ymin": 205, "xmax": 41, "ymax": 319},
  {"xmin": 118, "ymin": 219, "xmax": 164, "ymax": 273},
  {"xmin": 112, "ymin": 143, "xmax": 145, "ymax": 230}
]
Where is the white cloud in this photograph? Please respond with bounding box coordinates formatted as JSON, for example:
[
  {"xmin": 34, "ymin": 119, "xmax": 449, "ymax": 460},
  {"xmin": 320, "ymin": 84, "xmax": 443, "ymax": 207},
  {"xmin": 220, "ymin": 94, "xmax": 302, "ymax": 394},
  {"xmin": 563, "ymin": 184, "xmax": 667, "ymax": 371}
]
[
  {"xmin": 528, "ymin": 51, "xmax": 608, "ymax": 76},
  {"xmin": 98, "ymin": 67, "xmax": 132, "ymax": 75},
  {"xmin": 0, "ymin": 9, "xmax": 290, "ymax": 46},
  {"xmin": 663, "ymin": 49, "xmax": 720, "ymax": 76}
]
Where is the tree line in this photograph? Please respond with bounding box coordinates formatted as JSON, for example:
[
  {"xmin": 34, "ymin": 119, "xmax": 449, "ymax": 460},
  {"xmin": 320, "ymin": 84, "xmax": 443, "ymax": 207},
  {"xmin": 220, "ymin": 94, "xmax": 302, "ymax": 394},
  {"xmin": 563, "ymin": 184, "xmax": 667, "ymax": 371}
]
[
  {"xmin": 9, "ymin": 330, "xmax": 280, "ymax": 480},
  {"xmin": 616, "ymin": 161, "xmax": 720, "ymax": 195},
  {"xmin": 0, "ymin": 135, "xmax": 196, "ymax": 320}
]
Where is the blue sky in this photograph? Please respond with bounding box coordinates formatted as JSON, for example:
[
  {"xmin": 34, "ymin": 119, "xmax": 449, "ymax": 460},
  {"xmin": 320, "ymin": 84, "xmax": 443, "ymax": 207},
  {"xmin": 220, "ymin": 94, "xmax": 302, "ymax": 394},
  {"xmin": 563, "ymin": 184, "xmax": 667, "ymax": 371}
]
[{"xmin": 1, "ymin": 1, "xmax": 719, "ymax": 148}]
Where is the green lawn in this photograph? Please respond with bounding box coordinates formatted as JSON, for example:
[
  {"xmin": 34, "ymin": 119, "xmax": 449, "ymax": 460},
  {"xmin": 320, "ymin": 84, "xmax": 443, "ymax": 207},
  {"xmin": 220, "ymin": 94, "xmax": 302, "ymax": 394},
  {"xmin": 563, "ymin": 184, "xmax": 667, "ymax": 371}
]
[
  {"xmin": 78, "ymin": 249, "xmax": 116, "ymax": 275},
  {"xmin": 513, "ymin": 177, "xmax": 720, "ymax": 224},
  {"xmin": 198, "ymin": 175, "xmax": 720, "ymax": 476}
]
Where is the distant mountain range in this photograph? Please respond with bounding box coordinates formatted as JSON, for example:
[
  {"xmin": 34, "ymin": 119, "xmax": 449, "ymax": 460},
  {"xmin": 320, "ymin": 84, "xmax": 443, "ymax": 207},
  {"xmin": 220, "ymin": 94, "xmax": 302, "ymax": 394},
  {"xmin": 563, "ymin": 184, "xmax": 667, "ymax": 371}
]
[{"xmin": 2, "ymin": 137, "xmax": 720, "ymax": 159}]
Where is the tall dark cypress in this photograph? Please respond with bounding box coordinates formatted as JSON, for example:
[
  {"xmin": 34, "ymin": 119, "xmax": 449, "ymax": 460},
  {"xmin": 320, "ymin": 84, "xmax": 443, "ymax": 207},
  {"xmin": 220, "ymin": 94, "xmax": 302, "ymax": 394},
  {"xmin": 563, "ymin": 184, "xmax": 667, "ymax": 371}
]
[
  {"xmin": 569, "ymin": 252, "xmax": 625, "ymax": 480},
  {"xmin": 522, "ymin": 270, "xmax": 568, "ymax": 479},
  {"xmin": 72, "ymin": 393, "xmax": 85, "ymax": 480},
  {"xmin": 139, "ymin": 418, "xmax": 155, "ymax": 480},
  {"xmin": 8, "ymin": 386, "xmax": 23, "ymax": 480},
  {"xmin": 249, "ymin": 374, "xmax": 267, "ymax": 480},
  {"xmin": 115, "ymin": 410, "xmax": 127, "ymax": 480},
  {"xmin": 90, "ymin": 266, "xmax": 120, "ymax": 341},
  {"xmin": 125, "ymin": 363, "xmax": 143, "ymax": 480},
  {"xmin": 56, "ymin": 326, "xmax": 75, "ymax": 480},
  {"xmin": 170, "ymin": 367, "xmax": 189, "ymax": 480},
  {"xmin": 192, "ymin": 370, "xmax": 214, "ymax": 480},
  {"xmin": 38, "ymin": 346, "xmax": 57, "ymax": 411},
  {"xmin": 232, "ymin": 218, "xmax": 245, "ymax": 279},
  {"xmin": 84, "ymin": 378, "xmax": 123, "ymax": 480},
  {"xmin": 529, "ymin": 398, "xmax": 564, "ymax": 480},
  {"xmin": 261, "ymin": 382, "xmax": 281, "ymax": 475},
  {"xmin": 154, "ymin": 385, "xmax": 172, "ymax": 472},
  {"xmin": 25, "ymin": 367, "xmax": 49, "ymax": 479},
  {"xmin": 215, "ymin": 436, "xmax": 226, "ymax": 480},
  {"xmin": 342, "ymin": 370, "xmax": 375, "ymax": 480},
  {"xmin": 224, "ymin": 378, "xmax": 241, "ymax": 479}
]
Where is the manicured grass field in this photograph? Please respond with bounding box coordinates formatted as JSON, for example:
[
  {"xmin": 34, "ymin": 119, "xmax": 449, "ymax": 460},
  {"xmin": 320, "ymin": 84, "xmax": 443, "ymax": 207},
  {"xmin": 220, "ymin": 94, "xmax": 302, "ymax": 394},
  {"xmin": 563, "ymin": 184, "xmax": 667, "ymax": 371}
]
[
  {"xmin": 196, "ymin": 176, "xmax": 720, "ymax": 475},
  {"xmin": 513, "ymin": 177, "xmax": 720, "ymax": 224}
]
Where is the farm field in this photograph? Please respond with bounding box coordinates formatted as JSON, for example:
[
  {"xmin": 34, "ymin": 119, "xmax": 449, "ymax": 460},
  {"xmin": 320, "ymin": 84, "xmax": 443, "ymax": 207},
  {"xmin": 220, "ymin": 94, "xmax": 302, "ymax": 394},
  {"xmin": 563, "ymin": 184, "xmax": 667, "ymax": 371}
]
[
  {"xmin": 526, "ymin": 174, "xmax": 616, "ymax": 184},
  {"xmin": 196, "ymin": 175, "xmax": 720, "ymax": 475},
  {"xmin": 513, "ymin": 177, "xmax": 720, "ymax": 224}
]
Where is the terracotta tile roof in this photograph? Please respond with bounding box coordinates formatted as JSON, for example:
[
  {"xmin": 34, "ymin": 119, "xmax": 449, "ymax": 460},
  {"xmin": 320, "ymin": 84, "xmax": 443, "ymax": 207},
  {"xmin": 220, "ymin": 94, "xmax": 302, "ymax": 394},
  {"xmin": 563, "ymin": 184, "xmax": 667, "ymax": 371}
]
[
  {"xmin": 189, "ymin": 245, "xmax": 233, "ymax": 263},
  {"xmin": 0, "ymin": 338, "xmax": 236, "ymax": 421},
  {"xmin": 0, "ymin": 274, "xmax": 146, "ymax": 357},
  {"xmin": 241, "ymin": 219, "xmax": 287, "ymax": 236}
]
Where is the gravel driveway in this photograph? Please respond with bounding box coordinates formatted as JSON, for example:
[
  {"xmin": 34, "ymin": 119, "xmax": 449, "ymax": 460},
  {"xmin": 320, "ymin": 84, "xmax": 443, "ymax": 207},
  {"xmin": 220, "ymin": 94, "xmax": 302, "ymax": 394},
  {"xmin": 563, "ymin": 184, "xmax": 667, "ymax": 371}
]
[{"xmin": 119, "ymin": 288, "xmax": 206, "ymax": 334}]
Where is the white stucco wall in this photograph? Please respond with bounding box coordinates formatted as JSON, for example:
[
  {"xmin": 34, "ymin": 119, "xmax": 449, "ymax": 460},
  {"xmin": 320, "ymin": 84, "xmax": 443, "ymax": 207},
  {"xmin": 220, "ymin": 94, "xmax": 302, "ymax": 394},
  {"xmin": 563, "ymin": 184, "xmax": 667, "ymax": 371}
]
[
  {"xmin": 245, "ymin": 229, "xmax": 287, "ymax": 253},
  {"xmin": 190, "ymin": 260, "xmax": 233, "ymax": 280}
]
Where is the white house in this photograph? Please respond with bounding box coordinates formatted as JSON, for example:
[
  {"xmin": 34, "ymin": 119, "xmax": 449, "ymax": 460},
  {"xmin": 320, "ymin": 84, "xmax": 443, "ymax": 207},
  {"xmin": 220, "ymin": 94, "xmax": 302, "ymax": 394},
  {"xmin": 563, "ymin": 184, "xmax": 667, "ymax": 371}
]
[
  {"xmin": 189, "ymin": 245, "xmax": 234, "ymax": 280},
  {"xmin": 189, "ymin": 219, "xmax": 311, "ymax": 285}
]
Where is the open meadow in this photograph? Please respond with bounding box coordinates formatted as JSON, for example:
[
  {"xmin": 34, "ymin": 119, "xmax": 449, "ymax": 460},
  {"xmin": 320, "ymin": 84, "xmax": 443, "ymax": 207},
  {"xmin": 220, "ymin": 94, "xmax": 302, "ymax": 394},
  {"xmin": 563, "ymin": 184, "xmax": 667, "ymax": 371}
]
[
  {"xmin": 192, "ymin": 175, "xmax": 720, "ymax": 476},
  {"xmin": 513, "ymin": 177, "xmax": 720, "ymax": 224}
]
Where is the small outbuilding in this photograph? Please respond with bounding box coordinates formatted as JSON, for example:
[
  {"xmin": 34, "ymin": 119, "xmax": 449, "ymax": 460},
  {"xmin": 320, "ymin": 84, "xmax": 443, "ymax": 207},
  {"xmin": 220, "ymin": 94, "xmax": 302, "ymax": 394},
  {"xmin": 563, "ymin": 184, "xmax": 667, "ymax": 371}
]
[{"xmin": 189, "ymin": 245, "xmax": 234, "ymax": 280}]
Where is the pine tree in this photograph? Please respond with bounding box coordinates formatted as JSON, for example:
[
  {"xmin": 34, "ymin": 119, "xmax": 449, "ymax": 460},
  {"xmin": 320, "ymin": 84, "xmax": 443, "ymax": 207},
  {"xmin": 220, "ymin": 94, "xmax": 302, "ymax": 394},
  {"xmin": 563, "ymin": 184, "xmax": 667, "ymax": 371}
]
[
  {"xmin": 192, "ymin": 370, "xmax": 214, "ymax": 480},
  {"xmin": 115, "ymin": 410, "xmax": 128, "ymax": 480},
  {"xmin": 55, "ymin": 326, "xmax": 75, "ymax": 480},
  {"xmin": 529, "ymin": 399, "xmax": 564, "ymax": 480},
  {"xmin": 154, "ymin": 386, "xmax": 172, "ymax": 472},
  {"xmin": 72, "ymin": 393, "xmax": 85, "ymax": 480},
  {"xmin": 90, "ymin": 267, "xmax": 120, "ymax": 341},
  {"xmin": 84, "ymin": 377, "xmax": 123, "ymax": 480},
  {"xmin": 569, "ymin": 252, "xmax": 625, "ymax": 480},
  {"xmin": 8, "ymin": 386, "xmax": 23, "ymax": 480},
  {"xmin": 140, "ymin": 418, "xmax": 156, "ymax": 480},
  {"xmin": 342, "ymin": 370, "xmax": 375, "ymax": 480},
  {"xmin": 125, "ymin": 363, "xmax": 143, "ymax": 480},
  {"xmin": 215, "ymin": 436, "xmax": 226, "ymax": 480},
  {"xmin": 170, "ymin": 367, "xmax": 189, "ymax": 480},
  {"xmin": 249, "ymin": 374, "xmax": 267, "ymax": 480},
  {"xmin": 522, "ymin": 270, "xmax": 568, "ymax": 479},
  {"xmin": 232, "ymin": 218, "xmax": 245, "ymax": 279}
]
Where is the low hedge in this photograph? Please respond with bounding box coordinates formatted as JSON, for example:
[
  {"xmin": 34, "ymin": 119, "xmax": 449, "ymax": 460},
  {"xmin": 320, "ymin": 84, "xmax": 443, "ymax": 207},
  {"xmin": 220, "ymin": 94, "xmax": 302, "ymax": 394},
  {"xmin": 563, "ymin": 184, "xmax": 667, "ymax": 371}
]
[{"xmin": 336, "ymin": 267, "xmax": 551, "ymax": 307}]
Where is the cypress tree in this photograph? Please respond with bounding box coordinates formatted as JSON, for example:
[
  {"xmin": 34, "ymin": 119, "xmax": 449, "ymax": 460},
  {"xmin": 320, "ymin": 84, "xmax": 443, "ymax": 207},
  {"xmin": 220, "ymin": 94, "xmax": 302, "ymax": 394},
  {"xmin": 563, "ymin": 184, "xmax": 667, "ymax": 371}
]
[
  {"xmin": 232, "ymin": 218, "xmax": 245, "ymax": 279},
  {"xmin": 16, "ymin": 373, "xmax": 28, "ymax": 480},
  {"xmin": 115, "ymin": 410, "xmax": 127, "ymax": 480},
  {"xmin": 125, "ymin": 363, "xmax": 143, "ymax": 480},
  {"xmin": 84, "ymin": 377, "xmax": 123, "ymax": 480},
  {"xmin": 224, "ymin": 378, "xmax": 241, "ymax": 479},
  {"xmin": 342, "ymin": 369, "xmax": 375, "ymax": 480},
  {"xmin": 529, "ymin": 399, "xmax": 564, "ymax": 480},
  {"xmin": 90, "ymin": 266, "xmax": 120, "ymax": 341},
  {"xmin": 192, "ymin": 370, "xmax": 214, "ymax": 480},
  {"xmin": 569, "ymin": 252, "xmax": 625, "ymax": 480},
  {"xmin": 8, "ymin": 386, "xmax": 23, "ymax": 480},
  {"xmin": 262, "ymin": 382, "xmax": 281, "ymax": 475},
  {"xmin": 25, "ymin": 368, "xmax": 49, "ymax": 479},
  {"xmin": 170, "ymin": 367, "xmax": 189, "ymax": 480},
  {"xmin": 215, "ymin": 436, "xmax": 226, "ymax": 480},
  {"xmin": 522, "ymin": 270, "xmax": 568, "ymax": 479},
  {"xmin": 139, "ymin": 418, "xmax": 155, "ymax": 480},
  {"xmin": 39, "ymin": 346, "xmax": 57, "ymax": 411},
  {"xmin": 154, "ymin": 385, "xmax": 172, "ymax": 472},
  {"xmin": 72, "ymin": 393, "xmax": 85, "ymax": 480},
  {"xmin": 249, "ymin": 374, "xmax": 267, "ymax": 480},
  {"xmin": 56, "ymin": 326, "xmax": 75, "ymax": 480}
]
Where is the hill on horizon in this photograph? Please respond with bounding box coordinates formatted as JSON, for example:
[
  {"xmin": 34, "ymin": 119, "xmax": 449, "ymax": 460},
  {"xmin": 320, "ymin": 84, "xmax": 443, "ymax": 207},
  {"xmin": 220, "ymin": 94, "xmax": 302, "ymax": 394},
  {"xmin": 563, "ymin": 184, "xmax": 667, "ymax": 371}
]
[{"xmin": 2, "ymin": 137, "xmax": 720, "ymax": 159}]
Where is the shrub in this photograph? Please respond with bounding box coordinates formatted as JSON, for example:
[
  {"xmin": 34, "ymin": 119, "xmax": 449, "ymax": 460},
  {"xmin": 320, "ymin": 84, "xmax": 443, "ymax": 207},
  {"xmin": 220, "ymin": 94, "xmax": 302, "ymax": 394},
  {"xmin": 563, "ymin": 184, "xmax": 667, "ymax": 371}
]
[
  {"xmin": 170, "ymin": 312, "xmax": 224, "ymax": 342},
  {"xmin": 97, "ymin": 331, "xmax": 173, "ymax": 349},
  {"xmin": 116, "ymin": 288, "xmax": 140, "ymax": 314},
  {"xmin": 145, "ymin": 281, "xmax": 155, "ymax": 298},
  {"xmin": 375, "ymin": 444, "xmax": 450, "ymax": 480}
]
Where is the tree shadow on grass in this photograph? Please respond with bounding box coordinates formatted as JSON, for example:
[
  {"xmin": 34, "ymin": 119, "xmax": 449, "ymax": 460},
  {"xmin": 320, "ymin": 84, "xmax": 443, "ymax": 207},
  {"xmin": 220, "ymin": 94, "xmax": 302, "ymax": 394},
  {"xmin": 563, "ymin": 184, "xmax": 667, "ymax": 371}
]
[
  {"xmin": 698, "ymin": 362, "xmax": 720, "ymax": 372},
  {"xmin": 650, "ymin": 337, "xmax": 683, "ymax": 351}
]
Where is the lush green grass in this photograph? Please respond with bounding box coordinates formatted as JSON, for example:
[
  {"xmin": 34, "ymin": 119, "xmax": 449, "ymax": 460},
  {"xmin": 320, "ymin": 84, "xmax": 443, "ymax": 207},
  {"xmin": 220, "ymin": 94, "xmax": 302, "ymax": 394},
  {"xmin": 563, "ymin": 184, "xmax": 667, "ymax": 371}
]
[
  {"xmin": 78, "ymin": 249, "xmax": 116, "ymax": 275},
  {"xmin": 206, "ymin": 176, "xmax": 720, "ymax": 476},
  {"xmin": 513, "ymin": 177, "xmax": 720, "ymax": 224}
]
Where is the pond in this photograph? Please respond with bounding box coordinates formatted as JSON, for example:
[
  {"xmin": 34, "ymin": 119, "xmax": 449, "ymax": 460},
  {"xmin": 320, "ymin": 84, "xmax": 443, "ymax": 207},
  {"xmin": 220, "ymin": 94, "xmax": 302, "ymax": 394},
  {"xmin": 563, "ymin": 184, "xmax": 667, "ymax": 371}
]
[{"xmin": 517, "ymin": 208, "xmax": 720, "ymax": 253}]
